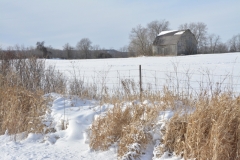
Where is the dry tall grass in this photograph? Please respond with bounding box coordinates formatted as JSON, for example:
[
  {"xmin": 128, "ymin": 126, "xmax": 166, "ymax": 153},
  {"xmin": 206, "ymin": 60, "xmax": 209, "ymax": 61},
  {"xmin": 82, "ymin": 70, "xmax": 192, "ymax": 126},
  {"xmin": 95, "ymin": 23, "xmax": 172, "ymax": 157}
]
[
  {"xmin": 90, "ymin": 100, "xmax": 166, "ymax": 159},
  {"xmin": 161, "ymin": 92, "xmax": 240, "ymax": 160},
  {"xmin": 0, "ymin": 86, "xmax": 46, "ymax": 138},
  {"xmin": 0, "ymin": 56, "xmax": 66, "ymax": 138}
]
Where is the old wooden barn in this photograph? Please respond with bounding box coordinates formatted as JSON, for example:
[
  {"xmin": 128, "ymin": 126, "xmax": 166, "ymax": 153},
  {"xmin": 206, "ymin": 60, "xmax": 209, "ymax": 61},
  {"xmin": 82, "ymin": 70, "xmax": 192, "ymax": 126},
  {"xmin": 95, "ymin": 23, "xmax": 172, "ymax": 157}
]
[{"xmin": 152, "ymin": 29, "xmax": 197, "ymax": 56}]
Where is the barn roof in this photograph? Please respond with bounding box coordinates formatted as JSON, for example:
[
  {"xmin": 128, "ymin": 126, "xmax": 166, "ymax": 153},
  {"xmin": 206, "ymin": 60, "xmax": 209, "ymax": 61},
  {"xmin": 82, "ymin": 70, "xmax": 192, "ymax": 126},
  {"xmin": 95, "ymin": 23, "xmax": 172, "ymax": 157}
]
[{"xmin": 153, "ymin": 30, "xmax": 188, "ymax": 46}]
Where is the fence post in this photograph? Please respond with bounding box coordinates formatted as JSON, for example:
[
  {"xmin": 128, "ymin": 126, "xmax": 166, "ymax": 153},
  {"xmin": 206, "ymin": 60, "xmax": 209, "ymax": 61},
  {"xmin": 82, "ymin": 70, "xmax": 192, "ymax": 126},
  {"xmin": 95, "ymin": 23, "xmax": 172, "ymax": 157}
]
[{"xmin": 139, "ymin": 65, "xmax": 142, "ymax": 101}]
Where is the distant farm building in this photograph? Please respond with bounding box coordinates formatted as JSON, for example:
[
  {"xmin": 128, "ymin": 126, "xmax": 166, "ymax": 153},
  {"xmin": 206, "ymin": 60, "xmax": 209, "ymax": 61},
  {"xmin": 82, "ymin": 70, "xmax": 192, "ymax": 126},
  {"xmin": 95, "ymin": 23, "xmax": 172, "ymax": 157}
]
[{"xmin": 152, "ymin": 29, "xmax": 197, "ymax": 56}]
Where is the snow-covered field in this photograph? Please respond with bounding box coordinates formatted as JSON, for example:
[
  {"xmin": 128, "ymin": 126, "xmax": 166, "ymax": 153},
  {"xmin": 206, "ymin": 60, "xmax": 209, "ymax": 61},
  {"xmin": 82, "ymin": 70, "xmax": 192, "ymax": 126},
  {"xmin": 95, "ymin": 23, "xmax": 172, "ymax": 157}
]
[
  {"xmin": 46, "ymin": 53, "xmax": 240, "ymax": 93},
  {"xmin": 0, "ymin": 53, "xmax": 239, "ymax": 160}
]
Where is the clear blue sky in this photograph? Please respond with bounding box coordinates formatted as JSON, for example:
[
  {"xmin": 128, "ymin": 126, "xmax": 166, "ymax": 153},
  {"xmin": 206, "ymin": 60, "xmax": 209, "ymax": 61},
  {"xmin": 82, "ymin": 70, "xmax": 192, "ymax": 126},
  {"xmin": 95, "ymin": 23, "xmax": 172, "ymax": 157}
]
[{"xmin": 1, "ymin": 0, "xmax": 239, "ymax": 50}]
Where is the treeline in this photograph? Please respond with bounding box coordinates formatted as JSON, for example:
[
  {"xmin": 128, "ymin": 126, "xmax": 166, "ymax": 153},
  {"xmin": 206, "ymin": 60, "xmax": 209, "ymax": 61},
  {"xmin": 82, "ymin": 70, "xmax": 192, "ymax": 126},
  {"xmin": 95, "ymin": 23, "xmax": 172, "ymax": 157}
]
[
  {"xmin": 0, "ymin": 41, "xmax": 128, "ymax": 60},
  {"xmin": 1, "ymin": 20, "xmax": 240, "ymax": 59}
]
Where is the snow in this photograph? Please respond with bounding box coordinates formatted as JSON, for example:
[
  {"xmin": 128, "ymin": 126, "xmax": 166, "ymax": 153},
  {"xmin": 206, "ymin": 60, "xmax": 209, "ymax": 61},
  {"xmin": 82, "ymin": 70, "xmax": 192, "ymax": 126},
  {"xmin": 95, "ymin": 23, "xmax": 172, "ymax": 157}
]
[
  {"xmin": 157, "ymin": 30, "xmax": 177, "ymax": 36},
  {"xmin": 0, "ymin": 53, "xmax": 240, "ymax": 159},
  {"xmin": 174, "ymin": 31, "xmax": 185, "ymax": 35}
]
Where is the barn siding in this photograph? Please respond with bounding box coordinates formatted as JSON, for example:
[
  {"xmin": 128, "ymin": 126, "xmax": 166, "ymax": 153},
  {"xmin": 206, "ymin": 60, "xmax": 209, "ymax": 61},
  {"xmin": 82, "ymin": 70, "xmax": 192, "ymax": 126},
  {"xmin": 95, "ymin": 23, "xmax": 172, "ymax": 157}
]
[
  {"xmin": 153, "ymin": 44, "xmax": 177, "ymax": 56},
  {"xmin": 152, "ymin": 46, "xmax": 158, "ymax": 55},
  {"xmin": 177, "ymin": 31, "xmax": 197, "ymax": 55}
]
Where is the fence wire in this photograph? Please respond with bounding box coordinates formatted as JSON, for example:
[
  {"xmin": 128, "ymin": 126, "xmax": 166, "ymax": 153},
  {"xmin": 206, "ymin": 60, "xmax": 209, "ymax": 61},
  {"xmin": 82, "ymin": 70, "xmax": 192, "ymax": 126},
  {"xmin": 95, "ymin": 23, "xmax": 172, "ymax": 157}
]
[{"xmin": 50, "ymin": 67, "xmax": 240, "ymax": 96}]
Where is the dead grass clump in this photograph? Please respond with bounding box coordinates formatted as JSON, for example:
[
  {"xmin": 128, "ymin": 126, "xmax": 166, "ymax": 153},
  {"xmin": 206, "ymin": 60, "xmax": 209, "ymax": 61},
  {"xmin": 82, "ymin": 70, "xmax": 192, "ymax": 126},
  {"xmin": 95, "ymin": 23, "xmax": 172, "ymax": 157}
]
[
  {"xmin": 0, "ymin": 86, "xmax": 46, "ymax": 138},
  {"xmin": 118, "ymin": 121, "xmax": 151, "ymax": 159},
  {"xmin": 159, "ymin": 87, "xmax": 179, "ymax": 110},
  {"xmin": 162, "ymin": 92, "xmax": 240, "ymax": 160},
  {"xmin": 162, "ymin": 114, "xmax": 187, "ymax": 157},
  {"xmin": 90, "ymin": 104, "xmax": 132, "ymax": 150},
  {"xmin": 185, "ymin": 93, "xmax": 240, "ymax": 160},
  {"xmin": 90, "ymin": 103, "xmax": 161, "ymax": 159}
]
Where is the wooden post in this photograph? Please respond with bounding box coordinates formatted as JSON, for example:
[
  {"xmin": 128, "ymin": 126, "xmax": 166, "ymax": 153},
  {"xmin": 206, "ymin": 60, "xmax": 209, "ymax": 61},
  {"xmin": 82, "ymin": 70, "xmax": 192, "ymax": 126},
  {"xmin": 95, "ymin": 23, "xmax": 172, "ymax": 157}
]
[{"xmin": 139, "ymin": 65, "xmax": 142, "ymax": 101}]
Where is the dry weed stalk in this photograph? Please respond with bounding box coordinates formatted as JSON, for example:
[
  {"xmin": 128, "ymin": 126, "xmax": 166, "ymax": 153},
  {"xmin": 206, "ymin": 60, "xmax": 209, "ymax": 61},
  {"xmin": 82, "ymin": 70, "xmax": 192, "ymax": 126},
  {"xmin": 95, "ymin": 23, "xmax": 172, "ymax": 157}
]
[
  {"xmin": 0, "ymin": 57, "xmax": 67, "ymax": 94},
  {"xmin": 120, "ymin": 79, "xmax": 140, "ymax": 102}
]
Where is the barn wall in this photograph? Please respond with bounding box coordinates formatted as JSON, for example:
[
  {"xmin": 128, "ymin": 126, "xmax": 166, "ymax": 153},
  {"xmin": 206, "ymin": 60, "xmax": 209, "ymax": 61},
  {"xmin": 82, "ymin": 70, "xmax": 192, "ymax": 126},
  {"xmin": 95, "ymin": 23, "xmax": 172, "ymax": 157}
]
[
  {"xmin": 152, "ymin": 45, "xmax": 158, "ymax": 55},
  {"xmin": 152, "ymin": 45, "xmax": 177, "ymax": 56},
  {"xmin": 177, "ymin": 31, "xmax": 197, "ymax": 55},
  {"xmin": 165, "ymin": 45, "xmax": 177, "ymax": 56}
]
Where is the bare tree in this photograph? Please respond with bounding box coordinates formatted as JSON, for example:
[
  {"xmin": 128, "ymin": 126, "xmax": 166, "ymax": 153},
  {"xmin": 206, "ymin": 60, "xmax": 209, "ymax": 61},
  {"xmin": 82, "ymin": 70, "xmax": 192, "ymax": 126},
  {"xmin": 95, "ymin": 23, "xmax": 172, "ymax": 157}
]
[
  {"xmin": 92, "ymin": 44, "xmax": 101, "ymax": 51},
  {"xmin": 208, "ymin": 34, "xmax": 220, "ymax": 53},
  {"xmin": 216, "ymin": 43, "xmax": 228, "ymax": 53},
  {"xmin": 236, "ymin": 35, "xmax": 240, "ymax": 51},
  {"xmin": 76, "ymin": 38, "xmax": 92, "ymax": 59},
  {"xmin": 0, "ymin": 45, "xmax": 2, "ymax": 57},
  {"xmin": 63, "ymin": 43, "xmax": 74, "ymax": 59},
  {"xmin": 36, "ymin": 41, "xmax": 51, "ymax": 58},
  {"xmin": 147, "ymin": 20, "xmax": 170, "ymax": 42},
  {"xmin": 179, "ymin": 22, "xmax": 208, "ymax": 53},
  {"xmin": 129, "ymin": 20, "xmax": 170, "ymax": 56},
  {"xmin": 129, "ymin": 25, "xmax": 150, "ymax": 56},
  {"xmin": 91, "ymin": 44, "xmax": 101, "ymax": 58},
  {"xmin": 115, "ymin": 45, "xmax": 129, "ymax": 58},
  {"xmin": 228, "ymin": 34, "xmax": 240, "ymax": 52},
  {"xmin": 119, "ymin": 45, "xmax": 129, "ymax": 52}
]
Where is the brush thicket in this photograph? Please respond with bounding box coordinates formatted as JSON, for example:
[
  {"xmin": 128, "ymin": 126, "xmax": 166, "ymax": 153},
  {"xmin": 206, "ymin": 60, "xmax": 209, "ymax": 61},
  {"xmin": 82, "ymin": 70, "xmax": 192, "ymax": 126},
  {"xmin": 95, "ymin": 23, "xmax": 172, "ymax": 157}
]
[{"xmin": 0, "ymin": 57, "xmax": 67, "ymax": 94}]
